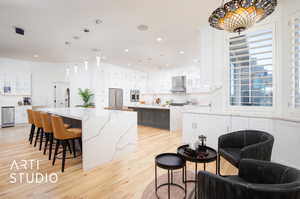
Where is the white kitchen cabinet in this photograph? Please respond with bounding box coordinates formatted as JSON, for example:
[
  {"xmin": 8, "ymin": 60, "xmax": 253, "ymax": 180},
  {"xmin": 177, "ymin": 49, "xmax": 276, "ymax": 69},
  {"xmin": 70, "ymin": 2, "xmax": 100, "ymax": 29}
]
[
  {"xmin": 182, "ymin": 113, "xmax": 199, "ymax": 144},
  {"xmin": 170, "ymin": 106, "xmax": 184, "ymax": 133},
  {"xmin": 197, "ymin": 114, "xmax": 230, "ymax": 149},
  {"xmin": 183, "ymin": 113, "xmax": 230, "ymax": 149},
  {"xmin": 271, "ymin": 120, "xmax": 300, "ymax": 168},
  {"xmin": 182, "ymin": 112, "xmax": 300, "ymax": 169},
  {"xmin": 231, "ymin": 116, "xmax": 249, "ymax": 132},
  {"xmin": 0, "ymin": 72, "xmax": 31, "ymax": 96},
  {"xmin": 15, "ymin": 106, "xmax": 31, "ymax": 124},
  {"xmin": 248, "ymin": 117, "xmax": 273, "ymax": 133}
]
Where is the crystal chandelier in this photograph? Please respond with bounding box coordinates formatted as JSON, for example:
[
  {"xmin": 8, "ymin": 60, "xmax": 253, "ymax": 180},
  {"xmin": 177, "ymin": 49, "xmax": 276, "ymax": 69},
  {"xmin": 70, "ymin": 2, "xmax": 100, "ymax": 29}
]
[{"xmin": 209, "ymin": 0, "xmax": 277, "ymax": 33}]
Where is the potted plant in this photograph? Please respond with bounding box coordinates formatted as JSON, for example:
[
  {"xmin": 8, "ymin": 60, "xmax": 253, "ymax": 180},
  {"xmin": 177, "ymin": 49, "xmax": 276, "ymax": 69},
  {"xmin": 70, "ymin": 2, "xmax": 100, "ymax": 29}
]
[{"xmin": 78, "ymin": 88, "xmax": 95, "ymax": 108}]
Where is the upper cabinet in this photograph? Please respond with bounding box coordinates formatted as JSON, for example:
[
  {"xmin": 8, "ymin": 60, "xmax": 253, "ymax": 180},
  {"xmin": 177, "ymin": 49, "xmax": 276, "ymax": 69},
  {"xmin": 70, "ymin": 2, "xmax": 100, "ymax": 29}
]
[
  {"xmin": 0, "ymin": 72, "xmax": 31, "ymax": 96},
  {"xmin": 146, "ymin": 66, "xmax": 207, "ymax": 94}
]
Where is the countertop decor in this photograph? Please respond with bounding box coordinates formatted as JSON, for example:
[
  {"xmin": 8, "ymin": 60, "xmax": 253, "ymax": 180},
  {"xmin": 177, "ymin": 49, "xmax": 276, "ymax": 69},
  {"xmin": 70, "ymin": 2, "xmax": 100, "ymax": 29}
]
[{"xmin": 78, "ymin": 88, "xmax": 94, "ymax": 108}]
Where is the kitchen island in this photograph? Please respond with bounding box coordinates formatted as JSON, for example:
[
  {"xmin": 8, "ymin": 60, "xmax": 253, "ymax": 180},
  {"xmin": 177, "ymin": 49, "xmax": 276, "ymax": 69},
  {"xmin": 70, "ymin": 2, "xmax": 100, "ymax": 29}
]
[
  {"xmin": 128, "ymin": 104, "xmax": 170, "ymax": 130},
  {"xmin": 39, "ymin": 108, "xmax": 137, "ymax": 171}
]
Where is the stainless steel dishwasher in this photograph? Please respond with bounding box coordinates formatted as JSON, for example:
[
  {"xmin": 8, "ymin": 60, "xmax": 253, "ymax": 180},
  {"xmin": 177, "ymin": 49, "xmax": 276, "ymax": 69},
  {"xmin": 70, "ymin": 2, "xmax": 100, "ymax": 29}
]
[{"xmin": 1, "ymin": 106, "xmax": 15, "ymax": 128}]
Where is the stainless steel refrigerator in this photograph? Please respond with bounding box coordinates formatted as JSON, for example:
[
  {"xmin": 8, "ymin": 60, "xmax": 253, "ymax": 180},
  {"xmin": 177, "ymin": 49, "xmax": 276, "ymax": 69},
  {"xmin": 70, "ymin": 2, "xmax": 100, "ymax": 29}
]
[{"xmin": 108, "ymin": 88, "xmax": 123, "ymax": 109}]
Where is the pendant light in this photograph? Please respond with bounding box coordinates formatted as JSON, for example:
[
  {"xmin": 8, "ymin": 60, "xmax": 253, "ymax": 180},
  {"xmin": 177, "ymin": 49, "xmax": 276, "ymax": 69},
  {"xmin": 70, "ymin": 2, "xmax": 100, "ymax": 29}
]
[{"xmin": 209, "ymin": 0, "xmax": 277, "ymax": 33}]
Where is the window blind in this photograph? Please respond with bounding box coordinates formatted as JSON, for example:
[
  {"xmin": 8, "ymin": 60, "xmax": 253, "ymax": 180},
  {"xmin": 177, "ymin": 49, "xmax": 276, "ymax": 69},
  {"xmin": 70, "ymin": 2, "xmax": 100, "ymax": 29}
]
[
  {"xmin": 291, "ymin": 17, "xmax": 300, "ymax": 108},
  {"xmin": 229, "ymin": 28, "xmax": 273, "ymax": 107}
]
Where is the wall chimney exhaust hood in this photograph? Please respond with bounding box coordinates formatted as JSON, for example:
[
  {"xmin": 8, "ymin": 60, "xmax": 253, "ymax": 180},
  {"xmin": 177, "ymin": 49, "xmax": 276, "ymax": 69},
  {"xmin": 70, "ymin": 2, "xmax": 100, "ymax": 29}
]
[{"xmin": 171, "ymin": 76, "xmax": 186, "ymax": 93}]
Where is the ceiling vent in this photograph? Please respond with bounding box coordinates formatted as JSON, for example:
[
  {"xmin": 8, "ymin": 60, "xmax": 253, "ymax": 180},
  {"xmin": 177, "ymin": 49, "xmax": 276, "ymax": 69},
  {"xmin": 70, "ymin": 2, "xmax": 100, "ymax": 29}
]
[{"xmin": 15, "ymin": 27, "xmax": 24, "ymax": 35}]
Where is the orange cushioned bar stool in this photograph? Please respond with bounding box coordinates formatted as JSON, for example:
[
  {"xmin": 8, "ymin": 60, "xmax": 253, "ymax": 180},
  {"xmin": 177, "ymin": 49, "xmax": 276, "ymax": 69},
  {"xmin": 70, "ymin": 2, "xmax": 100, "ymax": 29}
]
[
  {"xmin": 40, "ymin": 112, "xmax": 72, "ymax": 160},
  {"xmin": 27, "ymin": 109, "xmax": 35, "ymax": 144},
  {"xmin": 51, "ymin": 115, "xmax": 82, "ymax": 172},
  {"xmin": 32, "ymin": 111, "xmax": 45, "ymax": 150}
]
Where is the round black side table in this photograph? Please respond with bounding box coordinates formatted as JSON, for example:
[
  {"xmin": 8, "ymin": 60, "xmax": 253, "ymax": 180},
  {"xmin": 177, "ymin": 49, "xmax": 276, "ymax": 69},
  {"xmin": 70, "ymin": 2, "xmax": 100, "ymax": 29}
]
[
  {"xmin": 155, "ymin": 153, "xmax": 187, "ymax": 199},
  {"xmin": 177, "ymin": 145, "xmax": 217, "ymax": 199}
]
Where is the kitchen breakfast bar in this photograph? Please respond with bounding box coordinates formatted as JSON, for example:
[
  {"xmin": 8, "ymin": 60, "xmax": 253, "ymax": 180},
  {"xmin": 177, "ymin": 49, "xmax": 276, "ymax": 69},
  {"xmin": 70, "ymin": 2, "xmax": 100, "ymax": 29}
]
[{"xmin": 39, "ymin": 108, "xmax": 138, "ymax": 171}]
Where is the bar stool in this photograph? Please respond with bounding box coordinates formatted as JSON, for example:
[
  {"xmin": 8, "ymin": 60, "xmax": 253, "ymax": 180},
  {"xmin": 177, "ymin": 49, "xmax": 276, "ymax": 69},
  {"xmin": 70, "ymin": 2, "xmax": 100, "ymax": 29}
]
[
  {"xmin": 32, "ymin": 111, "xmax": 44, "ymax": 150},
  {"xmin": 155, "ymin": 153, "xmax": 187, "ymax": 199},
  {"xmin": 51, "ymin": 115, "xmax": 82, "ymax": 172},
  {"xmin": 27, "ymin": 109, "xmax": 35, "ymax": 144},
  {"xmin": 40, "ymin": 112, "xmax": 72, "ymax": 160}
]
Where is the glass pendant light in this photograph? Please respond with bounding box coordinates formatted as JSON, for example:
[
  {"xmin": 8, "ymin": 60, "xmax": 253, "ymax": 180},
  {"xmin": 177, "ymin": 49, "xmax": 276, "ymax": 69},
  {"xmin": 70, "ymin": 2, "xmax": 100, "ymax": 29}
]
[{"xmin": 209, "ymin": 0, "xmax": 277, "ymax": 33}]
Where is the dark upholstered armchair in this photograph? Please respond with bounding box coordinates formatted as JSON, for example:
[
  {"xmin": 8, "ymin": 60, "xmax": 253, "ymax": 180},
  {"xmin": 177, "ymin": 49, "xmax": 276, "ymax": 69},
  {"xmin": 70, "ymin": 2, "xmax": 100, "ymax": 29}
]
[
  {"xmin": 218, "ymin": 130, "xmax": 274, "ymax": 174},
  {"xmin": 198, "ymin": 159, "xmax": 300, "ymax": 199}
]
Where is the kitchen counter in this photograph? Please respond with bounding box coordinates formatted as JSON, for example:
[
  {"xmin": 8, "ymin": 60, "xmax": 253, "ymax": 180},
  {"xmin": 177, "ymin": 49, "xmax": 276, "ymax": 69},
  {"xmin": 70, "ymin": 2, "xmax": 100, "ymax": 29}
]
[
  {"xmin": 183, "ymin": 109, "xmax": 300, "ymax": 124},
  {"xmin": 127, "ymin": 104, "xmax": 170, "ymax": 110},
  {"xmin": 39, "ymin": 107, "xmax": 137, "ymax": 171}
]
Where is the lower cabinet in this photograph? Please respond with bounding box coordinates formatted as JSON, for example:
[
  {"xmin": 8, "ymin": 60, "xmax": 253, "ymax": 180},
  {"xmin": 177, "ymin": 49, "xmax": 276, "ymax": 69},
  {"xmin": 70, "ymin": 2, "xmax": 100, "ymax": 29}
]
[
  {"xmin": 130, "ymin": 108, "xmax": 170, "ymax": 130},
  {"xmin": 15, "ymin": 106, "xmax": 31, "ymax": 124},
  {"xmin": 182, "ymin": 112, "xmax": 300, "ymax": 169}
]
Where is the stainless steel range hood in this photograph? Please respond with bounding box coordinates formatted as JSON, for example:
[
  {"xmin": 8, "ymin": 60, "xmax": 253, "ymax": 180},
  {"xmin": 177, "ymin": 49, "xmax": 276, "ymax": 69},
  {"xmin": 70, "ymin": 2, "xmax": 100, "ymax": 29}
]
[{"xmin": 171, "ymin": 76, "xmax": 186, "ymax": 93}]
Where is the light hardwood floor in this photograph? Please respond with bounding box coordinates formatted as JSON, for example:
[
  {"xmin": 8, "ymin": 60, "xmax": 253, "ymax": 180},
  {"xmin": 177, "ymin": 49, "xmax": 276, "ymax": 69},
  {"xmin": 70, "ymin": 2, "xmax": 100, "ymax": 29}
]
[{"xmin": 0, "ymin": 125, "xmax": 237, "ymax": 199}]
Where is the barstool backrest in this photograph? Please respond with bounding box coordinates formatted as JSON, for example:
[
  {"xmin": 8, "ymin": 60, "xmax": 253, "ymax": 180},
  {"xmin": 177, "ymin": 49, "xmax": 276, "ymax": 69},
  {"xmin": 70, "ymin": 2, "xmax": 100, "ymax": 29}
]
[
  {"xmin": 40, "ymin": 112, "xmax": 53, "ymax": 133},
  {"xmin": 51, "ymin": 115, "xmax": 68, "ymax": 140},
  {"xmin": 27, "ymin": 109, "xmax": 34, "ymax": 124},
  {"xmin": 32, "ymin": 111, "xmax": 43, "ymax": 128}
]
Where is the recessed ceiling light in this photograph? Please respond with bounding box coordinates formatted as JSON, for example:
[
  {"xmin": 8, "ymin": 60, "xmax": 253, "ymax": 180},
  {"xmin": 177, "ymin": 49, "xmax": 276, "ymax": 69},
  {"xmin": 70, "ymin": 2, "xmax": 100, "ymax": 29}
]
[
  {"xmin": 33, "ymin": 54, "xmax": 39, "ymax": 58},
  {"xmin": 66, "ymin": 68, "xmax": 70, "ymax": 76},
  {"xmin": 92, "ymin": 48, "xmax": 101, "ymax": 52},
  {"xmin": 95, "ymin": 19, "xmax": 103, "ymax": 24},
  {"xmin": 96, "ymin": 56, "xmax": 101, "ymax": 67},
  {"xmin": 156, "ymin": 37, "xmax": 163, "ymax": 42},
  {"xmin": 124, "ymin": 49, "xmax": 129, "ymax": 52},
  {"xmin": 137, "ymin": 24, "xmax": 149, "ymax": 31},
  {"xmin": 179, "ymin": 50, "xmax": 185, "ymax": 54},
  {"xmin": 73, "ymin": 36, "xmax": 80, "ymax": 40},
  {"xmin": 84, "ymin": 61, "xmax": 88, "ymax": 71},
  {"xmin": 83, "ymin": 28, "xmax": 90, "ymax": 33},
  {"xmin": 74, "ymin": 65, "xmax": 78, "ymax": 73}
]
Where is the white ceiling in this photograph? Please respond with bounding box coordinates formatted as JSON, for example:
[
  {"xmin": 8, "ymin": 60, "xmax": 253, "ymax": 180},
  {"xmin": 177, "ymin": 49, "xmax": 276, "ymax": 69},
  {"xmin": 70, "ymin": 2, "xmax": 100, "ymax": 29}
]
[{"xmin": 0, "ymin": 0, "xmax": 220, "ymax": 70}]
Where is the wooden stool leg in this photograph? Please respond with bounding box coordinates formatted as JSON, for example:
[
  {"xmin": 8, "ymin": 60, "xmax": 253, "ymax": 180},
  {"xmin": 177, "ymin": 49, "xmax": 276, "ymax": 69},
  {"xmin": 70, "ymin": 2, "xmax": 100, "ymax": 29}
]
[
  {"xmin": 79, "ymin": 137, "xmax": 82, "ymax": 152},
  {"xmin": 49, "ymin": 134, "xmax": 54, "ymax": 160},
  {"xmin": 62, "ymin": 140, "xmax": 67, "ymax": 172},
  {"xmin": 34, "ymin": 128, "xmax": 40, "ymax": 147},
  {"xmin": 72, "ymin": 139, "xmax": 76, "ymax": 158},
  {"xmin": 39, "ymin": 129, "xmax": 44, "ymax": 151},
  {"xmin": 44, "ymin": 133, "xmax": 49, "ymax": 155},
  {"xmin": 29, "ymin": 124, "xmax": 35, "ymax": 143},
  {"xmin": 66, "ymin": 140, "xmax": 72, "ymax": 154},
  {"xmin": 52, "ymin": 140, "xmax": 60, "ymax": 166}
]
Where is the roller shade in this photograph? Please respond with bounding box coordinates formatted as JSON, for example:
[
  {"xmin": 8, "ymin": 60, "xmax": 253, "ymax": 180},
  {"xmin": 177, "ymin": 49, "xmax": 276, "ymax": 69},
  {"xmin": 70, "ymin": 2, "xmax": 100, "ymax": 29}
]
[{"xmin": 229, "ymin": 28, "xmax": 273, "ymax": 107}]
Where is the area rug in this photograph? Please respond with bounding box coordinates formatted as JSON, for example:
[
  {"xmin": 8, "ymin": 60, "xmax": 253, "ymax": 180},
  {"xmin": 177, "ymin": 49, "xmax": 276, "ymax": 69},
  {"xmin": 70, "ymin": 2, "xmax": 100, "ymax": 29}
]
[{"xmin": 141, "ymin": 171, "xmax": 196, "ymax": 199}]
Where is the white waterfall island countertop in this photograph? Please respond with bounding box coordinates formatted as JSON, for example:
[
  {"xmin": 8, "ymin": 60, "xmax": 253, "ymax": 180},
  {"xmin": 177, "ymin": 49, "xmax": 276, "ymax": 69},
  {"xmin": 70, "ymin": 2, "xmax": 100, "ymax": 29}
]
[
  {"xmin": 127, "ymin": 104, "xmax": 170, "ymax": 110},
  {"xmin": 39, "ymin": 107, "xmax": 138, "ymax": 171}
]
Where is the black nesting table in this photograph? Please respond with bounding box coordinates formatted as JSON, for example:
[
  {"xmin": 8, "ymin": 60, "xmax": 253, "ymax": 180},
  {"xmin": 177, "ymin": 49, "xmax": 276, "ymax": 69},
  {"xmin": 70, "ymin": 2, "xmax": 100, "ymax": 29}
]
[
  {"xmin": 177, "ymin": 145, "xmax": 217, "ymax": 199},
  {"xmin": 155, "ymin": 153, "xmax": 186, "ymax": 199}
]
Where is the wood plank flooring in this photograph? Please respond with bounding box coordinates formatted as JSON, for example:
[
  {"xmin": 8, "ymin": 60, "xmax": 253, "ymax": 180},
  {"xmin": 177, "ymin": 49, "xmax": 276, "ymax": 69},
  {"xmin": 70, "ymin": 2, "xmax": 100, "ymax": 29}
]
[{"xmin": 0, "ymin": 125, "xmax": 237, "ymax": 199}]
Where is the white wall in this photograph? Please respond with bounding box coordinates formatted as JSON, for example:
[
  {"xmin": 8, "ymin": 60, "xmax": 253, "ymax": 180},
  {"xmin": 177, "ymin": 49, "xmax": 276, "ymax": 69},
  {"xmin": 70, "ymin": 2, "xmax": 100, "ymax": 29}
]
[{"xmin": 0, "ymin": 57, "xmax": 66, "ymax": 107}]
